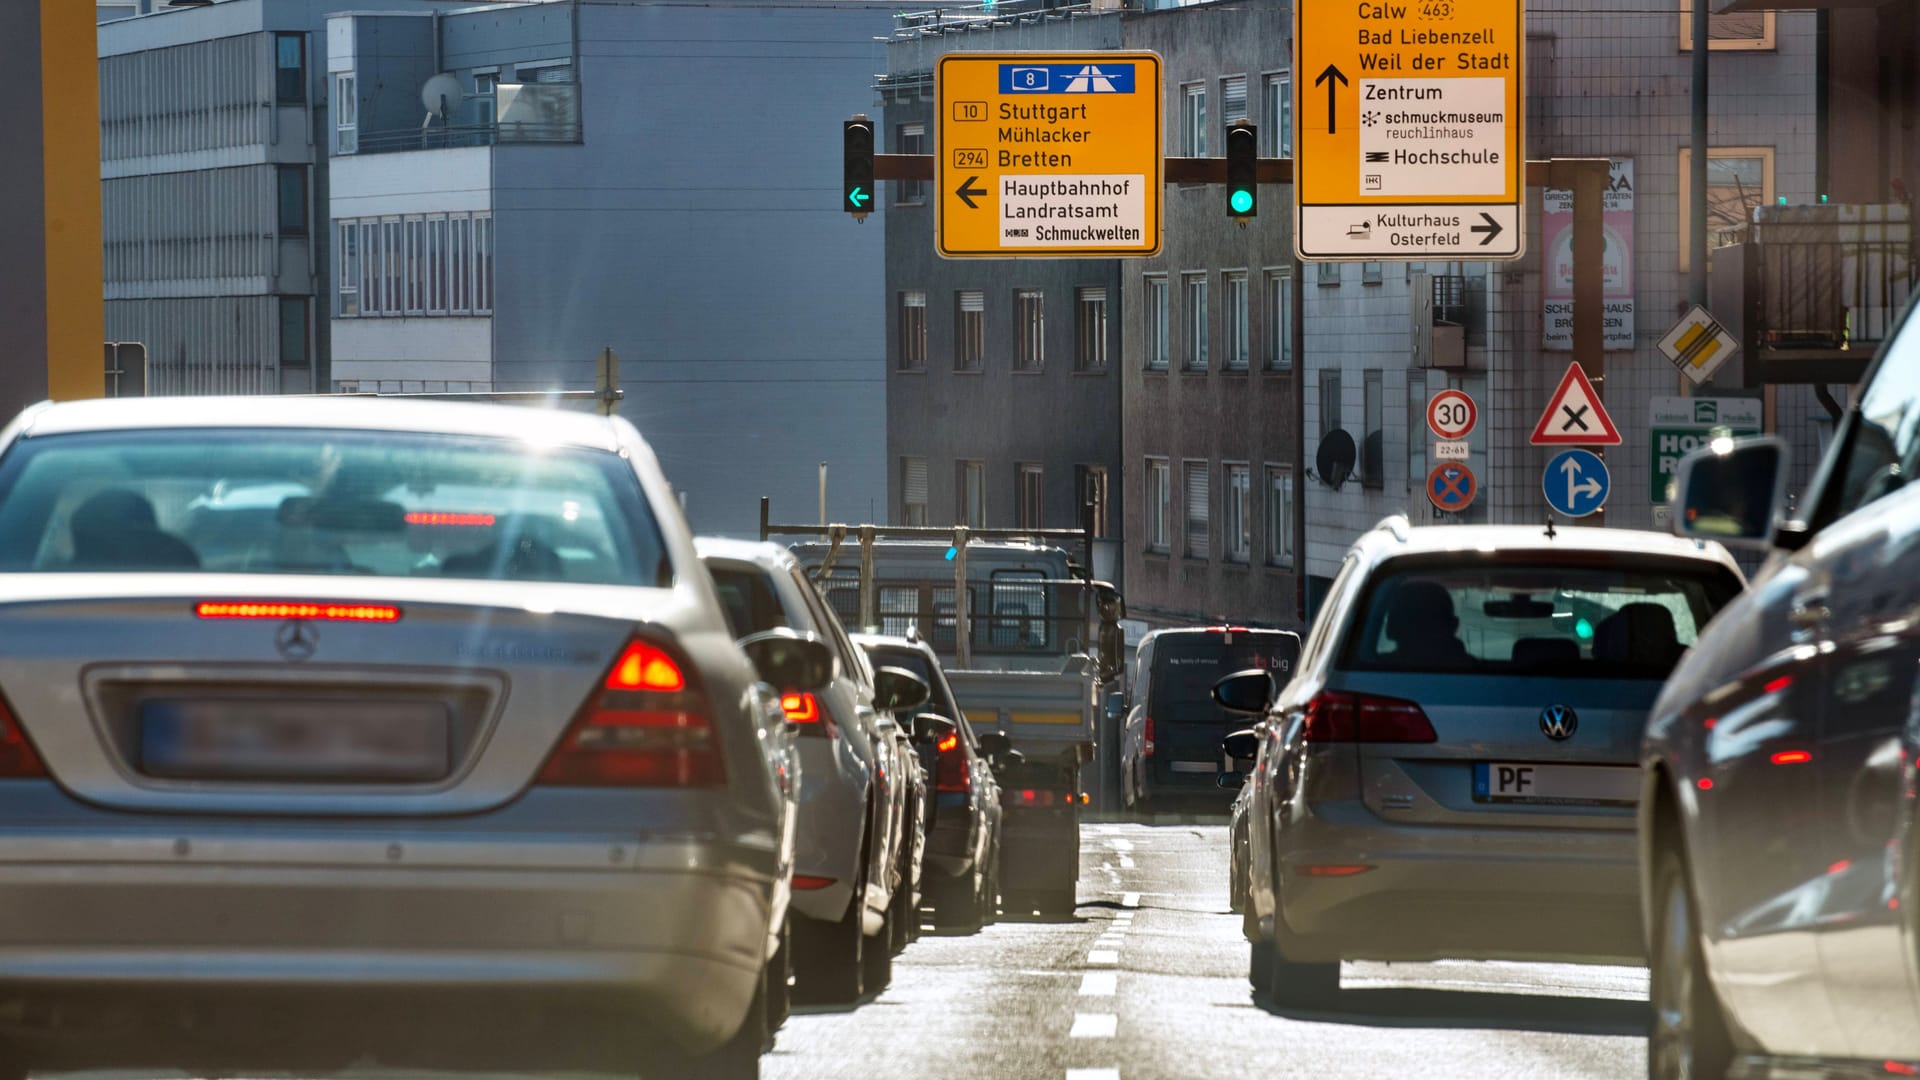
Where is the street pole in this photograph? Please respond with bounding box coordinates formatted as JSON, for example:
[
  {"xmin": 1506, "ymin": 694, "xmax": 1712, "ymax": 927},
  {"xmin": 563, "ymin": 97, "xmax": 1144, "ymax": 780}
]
[
  {"xmin": 1550, "ymin": 158, "xmax": 1613, "ymax": 522},
  {"xmin": 818, "ymin": 463, "xmax": 827, "ymax": 526},
  {"xmin": 1690, "ymin": 1, "xmax": 1710, "ymax": 309}
]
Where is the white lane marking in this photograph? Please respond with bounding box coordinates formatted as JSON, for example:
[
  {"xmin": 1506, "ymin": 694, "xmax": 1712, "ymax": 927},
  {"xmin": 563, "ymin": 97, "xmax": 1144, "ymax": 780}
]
[
  {"xmin": 1070, "ymin": 1012, "xmax": 1118, "ymax": 1038},
  {"xmin": 1094, "ymin": 937, "xmax": 1125, "ymax": 949},
  {"xmin": 1118, "ymin": 855, "xmax": 1135, "ymax": 869},
  {"xmin": 1079, "ymin": 971, "xmax": 1117, "ymax": 996},
  {"xmin": 1087, "ymin": 949, "xmax": 1119, "ymax": 965},
  {"xmin": 1108, "ymin": 838, "xmax": 1133, "ymax": 852},
  {"xmin": 1067, "ymin": 1070, "xmax": 1121, "ymax": 1080},
  {"xmin": 1121, "ymin": 892, "xmax": 1141, "ymax": 908}
]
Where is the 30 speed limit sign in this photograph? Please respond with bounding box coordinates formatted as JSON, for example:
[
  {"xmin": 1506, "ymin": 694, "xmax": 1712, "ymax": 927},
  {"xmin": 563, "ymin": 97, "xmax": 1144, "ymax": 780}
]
[{"xmin": 1427, "ymin": 390, "xmax": 1479, "ymax": 441}]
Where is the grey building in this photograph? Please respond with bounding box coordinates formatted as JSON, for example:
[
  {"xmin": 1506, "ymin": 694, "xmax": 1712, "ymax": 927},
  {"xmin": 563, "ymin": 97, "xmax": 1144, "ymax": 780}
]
[
  {"xmin": 326, "ymin": 0, "xmax": 897, "ymax": 536},
  {"xmin": 1119, "ymin": 0, "xmax": 1301, "ymax": 630},
  {"xmin": 879, "ymin": 10, "xmax": 1128, "ymax": 583}
]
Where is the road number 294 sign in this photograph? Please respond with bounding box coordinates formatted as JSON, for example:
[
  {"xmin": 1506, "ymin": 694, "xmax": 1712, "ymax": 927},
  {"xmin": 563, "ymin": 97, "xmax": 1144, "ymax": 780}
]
[{"xmin": 1427, "ymin": 390, "xmax": 1478, "ymax": 441}]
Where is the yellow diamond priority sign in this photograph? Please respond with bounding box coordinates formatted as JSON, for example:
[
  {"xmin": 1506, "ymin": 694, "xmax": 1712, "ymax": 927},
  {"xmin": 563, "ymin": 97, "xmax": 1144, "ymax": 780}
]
[
  {"xmin": 936, "ymin": 52, "xmax": 1163, "ymax": 259},
  {"xmin": 1295, "ymin": 0, "xmax": 1525, "ymax": 261}
]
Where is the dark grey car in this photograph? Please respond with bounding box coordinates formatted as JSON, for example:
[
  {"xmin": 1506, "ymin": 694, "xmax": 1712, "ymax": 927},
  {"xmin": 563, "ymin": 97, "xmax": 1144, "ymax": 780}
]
[{"xmin": 1644, "ymin": 298, "xmax": 1920, "ymax": 1076}]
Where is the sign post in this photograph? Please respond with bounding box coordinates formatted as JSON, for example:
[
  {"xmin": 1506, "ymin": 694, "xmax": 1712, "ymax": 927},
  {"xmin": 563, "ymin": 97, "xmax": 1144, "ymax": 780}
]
[
  {"xmin": 936, "ymin": 53, "xmax": 1163, "ymax": 259},
  {"xmin": 1295, "ymin": 0, "xmax": 1525, "ymax": 260}
]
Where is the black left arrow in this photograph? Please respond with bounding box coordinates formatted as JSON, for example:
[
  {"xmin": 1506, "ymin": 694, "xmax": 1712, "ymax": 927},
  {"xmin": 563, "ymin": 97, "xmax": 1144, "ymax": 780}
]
[
  {"xmin": 1314, "ymin": 64, "xmax": 1349, "ymax": 135},
  {"xmin": 955, "ymin": 175, "xmax": 989, "ymax": 210},
  {"xmin": 1471, "ymin": 212, "xmax": 1504, "ymax": 246}
]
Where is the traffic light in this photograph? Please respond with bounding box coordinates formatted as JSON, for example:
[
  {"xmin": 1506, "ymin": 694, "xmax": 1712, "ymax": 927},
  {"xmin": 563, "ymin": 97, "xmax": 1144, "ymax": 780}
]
[
  {"xmin": 1226, "ymin": 119, "xmax": 1257, "ymax": 218},
  {"xmin": 844, "ymin": 116, "xmax": 874, "ymax": 217}
]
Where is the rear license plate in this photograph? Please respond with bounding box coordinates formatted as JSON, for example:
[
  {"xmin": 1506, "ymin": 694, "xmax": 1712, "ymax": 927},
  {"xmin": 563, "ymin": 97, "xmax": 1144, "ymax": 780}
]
[
  {"xmin": 140, "ymin": 700, "xmax": 452, "ymax": 782},
  {"xmin": 1473, "ymin": 762, "xmax": 1637, "ymax": 807}
]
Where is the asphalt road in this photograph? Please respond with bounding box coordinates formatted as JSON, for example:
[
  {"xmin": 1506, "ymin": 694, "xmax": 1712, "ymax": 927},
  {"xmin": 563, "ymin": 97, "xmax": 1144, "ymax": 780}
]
[
  {"xmin": 60, "ymin": 821, "xmax": 1650, "ymax": 1080},
  {"xmin": 767, "ymin": 820, "xmax": 1650, "ymax": 1080}
]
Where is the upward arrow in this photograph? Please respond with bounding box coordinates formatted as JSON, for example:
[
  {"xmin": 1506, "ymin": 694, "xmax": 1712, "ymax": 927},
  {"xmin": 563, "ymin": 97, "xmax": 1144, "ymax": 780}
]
[{"xmin": 1314, "ymin": 64, "xmax": 1349, "ymax": 136}]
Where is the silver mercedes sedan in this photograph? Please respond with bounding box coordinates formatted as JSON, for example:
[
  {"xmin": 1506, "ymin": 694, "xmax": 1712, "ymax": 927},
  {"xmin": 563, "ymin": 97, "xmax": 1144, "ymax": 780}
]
[{"xmin": 0, "ymin": 396, "xmax": 810, "ymax": 1079}]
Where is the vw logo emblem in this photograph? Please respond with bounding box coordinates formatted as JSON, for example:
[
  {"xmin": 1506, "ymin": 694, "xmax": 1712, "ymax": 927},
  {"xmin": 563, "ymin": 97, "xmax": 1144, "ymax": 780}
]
[
  {"xmin": 275, "ymin": 619, "xmax": 319, "ymax": 662},
  {"xmin": 1540, "ymin": 704, "xmax": 1578, "ymax": 741}
]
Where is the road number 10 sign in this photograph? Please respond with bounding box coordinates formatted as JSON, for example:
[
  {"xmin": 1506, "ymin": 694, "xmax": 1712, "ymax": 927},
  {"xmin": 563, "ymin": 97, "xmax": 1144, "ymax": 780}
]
[{"xmin": 1428, "ymin": 390, "xmax": 1478, "ymax": 441}]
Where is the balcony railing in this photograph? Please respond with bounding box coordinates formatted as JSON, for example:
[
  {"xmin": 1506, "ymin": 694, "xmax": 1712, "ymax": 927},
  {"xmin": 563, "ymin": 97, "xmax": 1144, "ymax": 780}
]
[{"xmin": 346, "ymin": 84, "xmax": 581, "ymax": 156}]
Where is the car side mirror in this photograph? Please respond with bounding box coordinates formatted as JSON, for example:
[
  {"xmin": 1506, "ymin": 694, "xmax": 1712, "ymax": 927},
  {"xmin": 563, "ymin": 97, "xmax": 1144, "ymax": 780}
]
[
  {"xmin": 1213, "ymin": 670, "xmax": 1276, "ymax": 717},
  {"xmin": 1222, "ymin": 727, "xmax": 1260, "ymax": 762},
  {"xmin": 738, "ymin": 628, "xmax": 836, "ymax": 692},
  {"xmin": 911, "ymin": 713, "xmax": 957, "ymax": 746},
  {"xmin": 872, "ymin": 666, "xmax": 930, "ymax": 714},
  {"xmin": 1671, "ymin": 435, "xmax": 1789, "ymax": 550},
  {"xmin": 1216, "ymin": 771, "xmax": 1247, "ymax": 790}
]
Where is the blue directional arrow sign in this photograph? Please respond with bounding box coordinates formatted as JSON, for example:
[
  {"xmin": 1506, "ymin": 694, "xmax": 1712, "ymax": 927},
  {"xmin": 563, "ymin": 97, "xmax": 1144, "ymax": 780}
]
[{"xmin": 1544, "ymin": 449, "xmax": 1610, "ymax": 518}]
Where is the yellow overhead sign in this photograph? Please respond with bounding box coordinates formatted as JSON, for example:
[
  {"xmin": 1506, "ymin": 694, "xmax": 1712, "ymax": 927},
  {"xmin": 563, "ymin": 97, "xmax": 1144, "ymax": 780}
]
[
  {"xmin": 936, "ymin": 52, "xmax": 1163, "ymax": 259},
  {"xmin": 1295, "ymin": 0, "xmax": 1525, "ymax": 261}
]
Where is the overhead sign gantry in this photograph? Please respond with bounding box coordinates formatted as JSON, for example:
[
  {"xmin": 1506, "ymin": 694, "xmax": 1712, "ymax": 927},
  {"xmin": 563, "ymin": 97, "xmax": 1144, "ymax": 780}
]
[{"xmin": 1295, "ymin": 0, "xmax": 1525, "ymax": 261}]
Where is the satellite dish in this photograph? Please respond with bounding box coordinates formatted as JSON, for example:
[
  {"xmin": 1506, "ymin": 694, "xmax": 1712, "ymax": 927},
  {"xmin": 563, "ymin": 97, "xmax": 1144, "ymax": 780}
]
[
  {"xmin": 421, "ymin": 73, "xmax": 465, "ymax": 121},
  {"xmin": 1315, "ymin": 429, "xmax": 1357, "ymax": 490}
]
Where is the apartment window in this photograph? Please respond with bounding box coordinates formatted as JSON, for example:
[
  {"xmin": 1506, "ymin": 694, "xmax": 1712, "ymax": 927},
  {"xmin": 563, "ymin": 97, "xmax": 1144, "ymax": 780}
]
[
  {"xmin": 449, "ymin": 215, "xmax": 469, "ymax": 313},
  {"xmin": 1265, "ymin": 465, "xmax": 1295, "ymax": 570},
  {"xmin": 1223, "ymin": 271, "xmax": 1249, "ymax": 371},
  {"xmin": 427, "ymin": 216, "xmax": 447, "ymax": 313},
  {"xmin": 274, "ymin": 32, "xmax": 306, "ymax": 104},
  {"xmin": 334, "ymin": 74, "xmax": 357, "ymax": 154},
  {"xmin": 1317, "ymin": 262, "xmax": 1341, "ymax": 286},
  {"xmin": 1183, "ymin": 272, "xmax": 1208, "ymax": 371},
  {"xmin": 1677, "ymin": 147, "xmax": 1775, "ymax": 272},
  {"xmin": 1319, "ymin": 369, "xmax": 1343, "ymax": 439},
  {"xmin": 1221, "ymin": 74, "xmax": 1248, "ymax": 126},
  {"xmin": 1018, "ymin": 464, "xmax": 1044, "ymax": 529},
  {"xmin": 898, "ymin": 291, "xmax": 927, "ymax": 371},
  {"xmin": 1679, "ymin": 0, "xmax": 1775, "ymax": 50},
  {"xmin": 1225, "ymin": 463, "xmax": 1251, "ymax": 564},
  {"xmin": 473, "ymin": 214, "xmax": 493, "ymax": 314},
  {"xmin": 336, "ymin": 221, "xmax": 359, "ymax": 315},
  {"xmin": 1145, "ymin": 458, "xmax": 1170, "ymax": 553},
  {"xmin": 954, "ymin": 290, "xmax": 984, "ymax": 371},
  {"xmin": 902, "ymin": 457, "xmax": 929, "ymax": 526},
  {"xmin": 1362, "ymin": 262, "xmax": 1384, "ymax": 286},
  {"xmin": 1362, "ymin": 370, "xmax": 1384, "ymax": 489},
  {"xmin": 1264, "ymin": 268, "xmax": 1293, "ymax": 370},
  {"xmin": 1182, "ymin": 83, "xmax": 1207, "ymax": 157},
  {"xmin": 957, "ymin": 461, "xmax": 986, "ymax": 528},
  {"xmin": 1076, "ymin": 465, "xmax": 1109, "ymax": 538},
  {"xmin": 1144, "ymin": 274, "xmax": 1170, "ymax": 371},
  {"xmin": 276, "ymin": 166, "xmax": 307, "ymax": 238},
  {"xmin": 1262, "ymin": 73, "xmax": 1291, "ymax": 158},
  {"xmin": 896, "ymin": 124, "xmax": 928, "ymax": 204},
  {"xmin": 1015, "ymin": 289, "xmax": 1045, "ymax": 371},
  {"xmin": 1183, "ymin": 460, "xmax": 1210, "ymax": 559},
  {"xmin": 279, "ymin": 297, "xmax": 308, "ymax": 368},
  {"xmin": 473, "ymin": 72, "xmax": 499, "ymax": 125},
  {"xmin": 1075, "ymin": 286, "xmax": 1108, "ymax": 371}
]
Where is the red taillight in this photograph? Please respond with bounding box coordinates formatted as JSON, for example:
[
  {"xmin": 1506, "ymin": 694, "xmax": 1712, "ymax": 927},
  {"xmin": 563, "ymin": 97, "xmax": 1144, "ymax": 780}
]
[
  {"xmin": 0, "ymin": 697, "xmax": 45, "ymax": 779},
  {"xmin": 1296, "ymin": 864, "xmax": 1375, "ymax": 878},
  {"xmin": 1143, "ymin": 716, "xmax": 1155, "ymax": 757},
  {"xmin": 606, "ymin": 641, "xmax": 686, "ymax": 692},
  {"xmin": 792, "ymin": 875, "xmax": 836, "ymax": 891},
  {"xmin": 1300, "ymin": 691, "xmax": 1437, "ymax": 743},
  {"xmin": 536, "ymin": 638, "xmax": 721, "ymax": 788},
  {"xmin": 1006, "ymin": 787, "xmax": 1062, "ymax": 808},
  {"xmin": 1696, "ymin": 777, "xmax": 1714, "ymax": 791},
  {"xmin": 780, "ymin": 691, "xmax": 836, "ymax": 737},
  {"xmin": 1771, "ymin": 749, "xmax": 1812, "ymax": 765},
  {"xmin": 935, "ymin": 738, "xmax": 970, "ymax": 794},
  {"xmin": 403, "ymin": 512, "xmax": 496, "ymax": 527},
  {"xmin": 195, "ymin": 602, "xmax": 400, "ymax": 623},
  {"xmin": 1763, "ymin": 675, "xmax": 1794, "ymax": 695},
  {"xmin": 1885, "ymin": 1062, "xmax": 1919, "ymax": 1078}
]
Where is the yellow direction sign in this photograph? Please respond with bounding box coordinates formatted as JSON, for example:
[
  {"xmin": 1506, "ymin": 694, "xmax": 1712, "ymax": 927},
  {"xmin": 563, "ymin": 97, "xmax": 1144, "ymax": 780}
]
[
  {"xmin": 936, "ymin": 52, "xmax": 1163, "ymax": 259},
  {"xmin": 1295, "ymin": 0, "xmax": 1525, "ymax": 261}
]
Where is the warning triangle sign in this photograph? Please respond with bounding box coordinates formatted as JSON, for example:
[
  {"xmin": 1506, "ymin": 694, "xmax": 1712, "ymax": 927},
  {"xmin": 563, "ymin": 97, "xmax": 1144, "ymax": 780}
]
[{"xmin": 1530, "ymin": 362, "xmax": 1622, "ymax": 446}]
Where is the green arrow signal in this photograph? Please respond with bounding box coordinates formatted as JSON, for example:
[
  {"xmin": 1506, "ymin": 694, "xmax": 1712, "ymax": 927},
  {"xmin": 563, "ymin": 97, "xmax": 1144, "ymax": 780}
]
[{"xmin": 848, "ymin": 186, "xmax": 870, "ymax": 208}]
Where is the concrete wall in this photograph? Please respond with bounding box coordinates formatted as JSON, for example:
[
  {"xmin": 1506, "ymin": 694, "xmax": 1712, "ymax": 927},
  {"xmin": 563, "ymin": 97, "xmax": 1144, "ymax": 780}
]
[
  {"xmin": 1119, "ymin": 0, "xmax": 1302, "ymax": 628},
  {"xmin": 883, "ymin": 13, "xmax": 1127, "ymax": 546}
]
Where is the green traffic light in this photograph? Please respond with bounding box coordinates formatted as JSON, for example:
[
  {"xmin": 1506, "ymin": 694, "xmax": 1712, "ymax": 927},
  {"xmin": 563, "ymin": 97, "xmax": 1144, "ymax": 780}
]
[{"xmin": 1230, "ymin": 189, "xmax": 1254, "ymax": 214}]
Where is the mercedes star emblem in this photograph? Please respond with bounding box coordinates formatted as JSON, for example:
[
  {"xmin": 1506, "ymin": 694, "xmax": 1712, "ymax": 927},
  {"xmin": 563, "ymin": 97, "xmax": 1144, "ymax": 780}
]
[{"xmin": 275, "ymin": 619, "xmax": 319, "ymax": 662}]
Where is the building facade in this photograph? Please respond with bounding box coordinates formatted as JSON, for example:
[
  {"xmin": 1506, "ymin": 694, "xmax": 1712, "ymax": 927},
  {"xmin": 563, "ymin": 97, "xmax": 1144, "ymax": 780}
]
[{"xmin": 325, "ymin": 0, "xmax": 897, "ymax": 536}]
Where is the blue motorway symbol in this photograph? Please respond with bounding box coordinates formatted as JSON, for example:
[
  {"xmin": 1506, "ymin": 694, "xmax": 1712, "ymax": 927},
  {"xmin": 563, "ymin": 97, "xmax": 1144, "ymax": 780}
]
[
  {"xmin": 1544, "ymin": 448, "xmax": 1610, "ymax": 518},
  {"xmin": 999, "ymin": 63, "xmax": 1137, "ymax": 95},
  {"xmin": 1427, "ymin": 462, "xmax": 1477, "ymax": 513}
]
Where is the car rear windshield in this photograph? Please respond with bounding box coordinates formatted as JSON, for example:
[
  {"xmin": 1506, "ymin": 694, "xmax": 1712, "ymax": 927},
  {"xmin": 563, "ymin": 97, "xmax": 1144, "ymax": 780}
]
[
  {"xmin": 1339, "ymin": 560, "xmax": 1742, "ymax": 678},
  {"xmin": 0, "ymin": 429, "xmax": 670, "ymax": 586},
  {"xmin": 1150, "ymin": 633, "xmax": 1301, "ymax": 718},
  {"xmin": 709, "ymin": 564, "xmax": 790, "ymax": 638}
]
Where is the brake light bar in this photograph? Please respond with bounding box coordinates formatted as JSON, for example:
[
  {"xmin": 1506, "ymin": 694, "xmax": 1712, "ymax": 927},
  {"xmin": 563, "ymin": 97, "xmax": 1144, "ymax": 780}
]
[
  {"xmin": 1301, "ymin": 690, "xmax": 1437, "ymax": 744},
  {"xmin": 195, "ymin": 602, "xmax": 400, "ymax": 623},
  {"xmin": 404, "ymin": 512, "xmax": 497, "ymax": 527}
]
